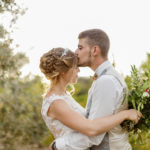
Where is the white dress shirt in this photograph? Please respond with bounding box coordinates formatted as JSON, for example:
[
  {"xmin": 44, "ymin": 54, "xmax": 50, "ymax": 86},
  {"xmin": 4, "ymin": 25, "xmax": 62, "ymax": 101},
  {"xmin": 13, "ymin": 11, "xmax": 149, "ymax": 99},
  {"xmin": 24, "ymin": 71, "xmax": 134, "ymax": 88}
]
[{"xmin": 55, "ymin": 61, "xmax": 131, "ymax": 150}]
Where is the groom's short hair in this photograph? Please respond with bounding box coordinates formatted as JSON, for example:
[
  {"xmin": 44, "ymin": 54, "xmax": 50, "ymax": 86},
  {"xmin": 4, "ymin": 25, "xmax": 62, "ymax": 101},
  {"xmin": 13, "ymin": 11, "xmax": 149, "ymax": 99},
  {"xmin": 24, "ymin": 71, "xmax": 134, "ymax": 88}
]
[{"xmin": 78, "ymin": 29, "xmax": 110, "ymax": 58}]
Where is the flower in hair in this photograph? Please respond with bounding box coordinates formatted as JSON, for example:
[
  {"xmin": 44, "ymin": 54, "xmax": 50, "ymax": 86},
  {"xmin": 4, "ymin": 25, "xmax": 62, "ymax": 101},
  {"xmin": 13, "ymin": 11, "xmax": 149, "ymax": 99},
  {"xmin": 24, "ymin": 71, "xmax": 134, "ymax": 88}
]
[{"xmin": 61, "ymin": 48, "xmax": 69, "ymax": 57}]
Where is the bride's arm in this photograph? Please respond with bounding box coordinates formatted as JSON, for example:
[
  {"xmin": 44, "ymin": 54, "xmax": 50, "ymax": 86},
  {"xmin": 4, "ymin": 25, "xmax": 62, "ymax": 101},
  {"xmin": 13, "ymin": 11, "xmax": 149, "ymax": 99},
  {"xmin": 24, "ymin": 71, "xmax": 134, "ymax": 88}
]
[{"xmin": 48, "ymin": 99, "xmax": 141, "ymax": 136}]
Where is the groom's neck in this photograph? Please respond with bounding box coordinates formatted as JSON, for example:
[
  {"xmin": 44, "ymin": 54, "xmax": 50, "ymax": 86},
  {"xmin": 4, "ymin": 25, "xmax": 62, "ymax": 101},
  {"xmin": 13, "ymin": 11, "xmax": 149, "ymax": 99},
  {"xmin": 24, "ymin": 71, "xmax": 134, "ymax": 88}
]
[{"xmin": 90, "ymin": 57, "xmax": 108, "ymax": 71}]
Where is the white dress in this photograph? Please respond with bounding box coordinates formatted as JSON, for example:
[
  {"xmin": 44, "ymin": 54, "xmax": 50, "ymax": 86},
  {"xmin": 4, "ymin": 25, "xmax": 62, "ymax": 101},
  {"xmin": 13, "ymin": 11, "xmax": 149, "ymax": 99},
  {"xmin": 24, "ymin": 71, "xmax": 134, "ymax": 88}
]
[
  {"xmin": 41, "ymin": 93, "xmax": 86, "ymax": 139},
  {"xmin": 41, "ymin": 93, "xmax": 131, "ymax": 150}
]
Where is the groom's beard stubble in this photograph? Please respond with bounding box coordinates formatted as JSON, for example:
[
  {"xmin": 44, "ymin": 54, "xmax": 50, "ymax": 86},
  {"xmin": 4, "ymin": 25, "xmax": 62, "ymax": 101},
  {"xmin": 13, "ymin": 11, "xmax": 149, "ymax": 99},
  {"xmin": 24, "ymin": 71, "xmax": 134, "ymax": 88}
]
[{"xmin": 77, "ymin": 52, "xmax": 92, "ymax": 67}]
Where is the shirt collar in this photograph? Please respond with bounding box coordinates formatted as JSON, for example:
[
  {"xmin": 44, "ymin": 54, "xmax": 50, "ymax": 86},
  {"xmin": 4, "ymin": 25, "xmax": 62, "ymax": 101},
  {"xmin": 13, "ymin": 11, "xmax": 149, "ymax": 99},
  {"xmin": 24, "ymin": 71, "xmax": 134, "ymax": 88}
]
[{"xmin": 95, "ymin": 60, "xmax": 112, "ymax": 76}]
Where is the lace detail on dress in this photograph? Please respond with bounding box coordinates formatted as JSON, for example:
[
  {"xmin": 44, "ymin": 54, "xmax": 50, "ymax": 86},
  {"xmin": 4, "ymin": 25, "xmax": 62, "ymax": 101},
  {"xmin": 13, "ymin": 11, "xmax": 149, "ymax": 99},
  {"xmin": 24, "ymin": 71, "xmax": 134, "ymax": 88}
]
[
  {"xmin": 41, "ymin": 94, "xmax": 67, "ymax": 118},
  {"xmin": 41, "ymin": 93, "xmax": 86, "ymax": 138}
]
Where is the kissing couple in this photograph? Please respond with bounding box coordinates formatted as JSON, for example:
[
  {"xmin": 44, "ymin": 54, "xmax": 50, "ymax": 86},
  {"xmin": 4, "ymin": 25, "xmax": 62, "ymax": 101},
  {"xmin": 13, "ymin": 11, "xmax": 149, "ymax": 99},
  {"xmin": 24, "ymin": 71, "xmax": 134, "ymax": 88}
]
[{"xmin": 40, "ymin": 29, "xmax": 142, "ymax": 150}]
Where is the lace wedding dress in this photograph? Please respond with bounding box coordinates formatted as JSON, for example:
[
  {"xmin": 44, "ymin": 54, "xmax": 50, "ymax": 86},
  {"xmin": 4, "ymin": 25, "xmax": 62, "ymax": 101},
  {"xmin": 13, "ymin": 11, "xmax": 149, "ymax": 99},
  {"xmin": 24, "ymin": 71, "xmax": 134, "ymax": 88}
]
[
  {"xmin": 41, "ymin": 93, "xmax": 131, "ymax": 150},
  {"xmin": 41, "ymin": 93, "xmax": 86, "ymax": 138}
]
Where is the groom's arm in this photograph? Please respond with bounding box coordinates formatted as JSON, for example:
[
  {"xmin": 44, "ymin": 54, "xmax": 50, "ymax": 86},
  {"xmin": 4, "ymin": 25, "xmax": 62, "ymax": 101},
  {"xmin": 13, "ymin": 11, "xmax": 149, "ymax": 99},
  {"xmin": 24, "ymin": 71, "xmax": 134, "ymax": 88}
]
[{"xmin": 55, "ymin": 75, "xmax": 118, "ymax": 150}]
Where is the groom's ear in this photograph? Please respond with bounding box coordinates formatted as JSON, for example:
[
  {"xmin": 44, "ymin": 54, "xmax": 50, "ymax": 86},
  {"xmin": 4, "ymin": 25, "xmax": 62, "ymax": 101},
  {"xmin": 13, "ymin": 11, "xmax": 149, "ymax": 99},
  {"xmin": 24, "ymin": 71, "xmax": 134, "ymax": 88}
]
[{"xmin": 92, "ymin": 45, "xmax": 100, "ymax": 56}]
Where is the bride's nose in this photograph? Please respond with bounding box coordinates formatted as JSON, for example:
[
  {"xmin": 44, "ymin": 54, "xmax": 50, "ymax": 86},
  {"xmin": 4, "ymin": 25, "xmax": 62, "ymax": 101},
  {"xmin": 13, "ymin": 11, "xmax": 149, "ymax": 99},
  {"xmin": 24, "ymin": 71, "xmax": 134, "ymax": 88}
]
[{"xmin": 75, "ymin": 49, "xmax": 79, "ymax": 55}]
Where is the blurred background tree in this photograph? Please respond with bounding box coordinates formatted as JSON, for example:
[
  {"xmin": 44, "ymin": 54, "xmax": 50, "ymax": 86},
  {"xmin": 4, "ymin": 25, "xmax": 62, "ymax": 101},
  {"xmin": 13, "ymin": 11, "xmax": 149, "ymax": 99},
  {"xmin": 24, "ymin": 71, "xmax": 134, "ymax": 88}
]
[
  {"xmin": 140, "ymin": 53, "xmax": 150, "ymax": 72},
  {"xmin": 0, "ymin": 1, "xmax": 51, "ymax": 150}
]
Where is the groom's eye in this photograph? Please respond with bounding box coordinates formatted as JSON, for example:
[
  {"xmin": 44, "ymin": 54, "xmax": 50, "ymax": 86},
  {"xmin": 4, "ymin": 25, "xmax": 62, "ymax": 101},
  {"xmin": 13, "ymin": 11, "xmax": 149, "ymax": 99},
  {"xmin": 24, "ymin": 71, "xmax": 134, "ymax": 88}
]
[{"xmin": 79, "ymin": 47, "xmax": 82, "ymax": 50}]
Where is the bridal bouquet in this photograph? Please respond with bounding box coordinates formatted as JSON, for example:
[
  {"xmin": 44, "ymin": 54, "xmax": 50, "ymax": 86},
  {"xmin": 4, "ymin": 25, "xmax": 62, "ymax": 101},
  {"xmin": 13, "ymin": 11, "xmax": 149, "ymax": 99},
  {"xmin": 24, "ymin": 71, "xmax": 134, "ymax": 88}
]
[{"xmin": 121, "ymin": 65, "xmax": 150, "ymax": 135}]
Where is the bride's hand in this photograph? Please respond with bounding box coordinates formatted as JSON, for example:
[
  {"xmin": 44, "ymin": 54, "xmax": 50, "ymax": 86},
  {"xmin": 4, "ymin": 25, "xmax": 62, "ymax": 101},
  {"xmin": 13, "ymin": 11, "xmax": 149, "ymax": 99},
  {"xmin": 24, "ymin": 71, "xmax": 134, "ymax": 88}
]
[
  {"xmin": 125, "ymin": 109, "xmax": 142, "ymax": 124},
  {"xmin": 49, "ymin": 142, "xmax": 53, "ymax": 150}
]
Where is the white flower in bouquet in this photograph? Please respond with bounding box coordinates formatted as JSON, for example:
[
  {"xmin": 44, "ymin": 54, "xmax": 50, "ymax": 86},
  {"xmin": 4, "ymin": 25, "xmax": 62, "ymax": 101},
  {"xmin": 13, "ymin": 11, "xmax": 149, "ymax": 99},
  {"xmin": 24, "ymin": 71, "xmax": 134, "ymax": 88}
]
[{"xmin": 142, "ymin": 91, "xmax": 149, "ymax": 98}]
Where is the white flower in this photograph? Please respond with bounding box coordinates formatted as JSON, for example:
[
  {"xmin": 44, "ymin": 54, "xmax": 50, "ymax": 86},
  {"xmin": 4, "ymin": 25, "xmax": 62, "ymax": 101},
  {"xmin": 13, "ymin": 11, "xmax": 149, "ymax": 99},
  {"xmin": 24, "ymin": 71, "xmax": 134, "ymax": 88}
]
[{"xmin": 142, "ymin": 92, "xmax": 149, "ymax": 98}]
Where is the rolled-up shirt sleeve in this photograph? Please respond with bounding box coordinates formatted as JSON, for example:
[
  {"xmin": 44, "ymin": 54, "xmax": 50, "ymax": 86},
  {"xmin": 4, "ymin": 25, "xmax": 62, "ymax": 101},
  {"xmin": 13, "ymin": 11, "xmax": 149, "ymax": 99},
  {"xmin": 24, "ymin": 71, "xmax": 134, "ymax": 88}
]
[{"xmin": 55, "ymin": 75, "xmax": 118, "ymax": 150}]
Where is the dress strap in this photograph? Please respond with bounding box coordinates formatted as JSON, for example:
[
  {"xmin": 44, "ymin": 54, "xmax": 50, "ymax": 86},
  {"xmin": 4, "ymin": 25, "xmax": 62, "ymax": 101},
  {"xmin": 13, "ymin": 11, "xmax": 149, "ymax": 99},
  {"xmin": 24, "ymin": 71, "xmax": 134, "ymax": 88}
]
[{"xmin": 42, "ymin": 94, "xmax": 68, "ymax": 118}]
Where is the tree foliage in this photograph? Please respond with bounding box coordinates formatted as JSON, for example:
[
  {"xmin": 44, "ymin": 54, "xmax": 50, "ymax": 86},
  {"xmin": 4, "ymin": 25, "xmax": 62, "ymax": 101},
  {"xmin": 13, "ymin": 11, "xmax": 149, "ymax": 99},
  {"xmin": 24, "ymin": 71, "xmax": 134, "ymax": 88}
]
[
  {"xmin": 140, "ymin": 53, "xmax": 150, "ymax": 72},
  {"xmin": 0, "ymin": 1, "xmax": 50, "ymax": 150},
  {"xmin": 0, "ymin": 0, "xmax": 26, "ymax": 26}
]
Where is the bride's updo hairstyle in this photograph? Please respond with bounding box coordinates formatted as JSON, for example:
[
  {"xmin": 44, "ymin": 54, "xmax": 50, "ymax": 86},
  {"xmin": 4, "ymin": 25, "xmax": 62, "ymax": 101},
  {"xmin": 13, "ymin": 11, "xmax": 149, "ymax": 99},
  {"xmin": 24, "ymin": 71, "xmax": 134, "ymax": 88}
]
[{"xmin": 40, "ymin": 47, "xmax": 78, "ymax": 84}]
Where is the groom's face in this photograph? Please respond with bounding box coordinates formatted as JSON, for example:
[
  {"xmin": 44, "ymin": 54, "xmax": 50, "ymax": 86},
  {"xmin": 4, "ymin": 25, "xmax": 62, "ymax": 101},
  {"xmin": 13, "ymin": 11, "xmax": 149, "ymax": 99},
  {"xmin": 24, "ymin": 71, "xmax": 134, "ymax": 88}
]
[{"xmin": 75, "ymin": 38, "xmax": 92, "ymax": 67}]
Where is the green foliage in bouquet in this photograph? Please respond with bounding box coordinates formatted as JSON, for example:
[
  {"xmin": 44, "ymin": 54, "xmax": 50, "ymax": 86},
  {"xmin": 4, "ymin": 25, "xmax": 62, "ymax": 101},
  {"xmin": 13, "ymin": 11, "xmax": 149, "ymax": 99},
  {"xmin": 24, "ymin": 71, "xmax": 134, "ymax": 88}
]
[{"xmin": 122, "ymin": 65, "xmax": 150, "ymax": 142}]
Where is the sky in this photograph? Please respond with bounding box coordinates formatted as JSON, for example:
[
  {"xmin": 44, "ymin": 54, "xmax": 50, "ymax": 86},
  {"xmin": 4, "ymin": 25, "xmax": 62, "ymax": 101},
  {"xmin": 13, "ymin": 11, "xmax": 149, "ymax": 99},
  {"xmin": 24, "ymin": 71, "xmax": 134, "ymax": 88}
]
[{"xmin": 3, "ymin": 0, "xmax": 150, "ymax": 79}]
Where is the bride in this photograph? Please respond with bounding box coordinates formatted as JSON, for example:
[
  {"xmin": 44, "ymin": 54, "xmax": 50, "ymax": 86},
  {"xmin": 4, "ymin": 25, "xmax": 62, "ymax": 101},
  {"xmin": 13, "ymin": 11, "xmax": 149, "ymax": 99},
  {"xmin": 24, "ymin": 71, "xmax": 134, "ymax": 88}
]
[{"xmin": 40, "ymin": 47, "xmax": 141, "ymax": 150}]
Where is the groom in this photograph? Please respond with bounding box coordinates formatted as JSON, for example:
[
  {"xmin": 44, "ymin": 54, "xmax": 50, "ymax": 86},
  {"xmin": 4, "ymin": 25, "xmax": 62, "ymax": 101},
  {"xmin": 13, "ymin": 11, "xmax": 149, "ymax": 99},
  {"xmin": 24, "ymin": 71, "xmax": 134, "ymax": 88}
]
[{"xmin": 50, "ymin": 29, "xmax": 131, "ymax": 150}]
